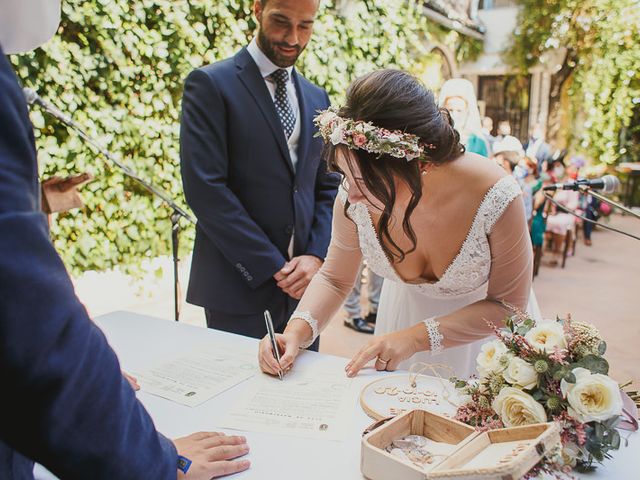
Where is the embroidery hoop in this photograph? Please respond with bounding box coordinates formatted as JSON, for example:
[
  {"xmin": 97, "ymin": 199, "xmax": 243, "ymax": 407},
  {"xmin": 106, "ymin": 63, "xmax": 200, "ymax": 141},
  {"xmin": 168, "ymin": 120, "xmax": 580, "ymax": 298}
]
[{"xmin": 359, "ymin": 363, "xmax": 462, "ymax": 420}]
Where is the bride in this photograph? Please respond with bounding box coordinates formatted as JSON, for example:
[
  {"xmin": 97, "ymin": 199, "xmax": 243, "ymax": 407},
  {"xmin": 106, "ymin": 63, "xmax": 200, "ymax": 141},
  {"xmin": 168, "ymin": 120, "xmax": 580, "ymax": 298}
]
[{"xmin": 259, "ymin": 69, "xmax": 534, "ymax": 379}]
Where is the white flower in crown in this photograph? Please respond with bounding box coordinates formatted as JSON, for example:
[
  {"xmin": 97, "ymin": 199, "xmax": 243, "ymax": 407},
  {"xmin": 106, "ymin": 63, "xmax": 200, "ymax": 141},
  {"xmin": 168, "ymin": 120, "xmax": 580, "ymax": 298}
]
[
  {"xmin": 330, "ymin": 124, "xmax": 346, "ymax": 145},
  {"xmin": 317, "ymin": 110, "xmax": 339, "ymax": 127}
]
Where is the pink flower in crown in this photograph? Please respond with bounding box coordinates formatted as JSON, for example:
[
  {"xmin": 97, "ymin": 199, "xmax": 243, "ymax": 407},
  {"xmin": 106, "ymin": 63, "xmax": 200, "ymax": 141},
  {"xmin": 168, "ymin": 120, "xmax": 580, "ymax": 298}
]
[{"xmin": 353, "ymin": 133, "xmax": 368, "ymax": 147}]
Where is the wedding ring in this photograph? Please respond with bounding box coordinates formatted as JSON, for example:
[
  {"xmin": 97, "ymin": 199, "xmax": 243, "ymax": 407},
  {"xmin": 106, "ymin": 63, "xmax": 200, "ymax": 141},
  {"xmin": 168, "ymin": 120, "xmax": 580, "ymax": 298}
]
[{"xmin": 377, "ymin": 357, "xmax": 390, "ymax": 364}]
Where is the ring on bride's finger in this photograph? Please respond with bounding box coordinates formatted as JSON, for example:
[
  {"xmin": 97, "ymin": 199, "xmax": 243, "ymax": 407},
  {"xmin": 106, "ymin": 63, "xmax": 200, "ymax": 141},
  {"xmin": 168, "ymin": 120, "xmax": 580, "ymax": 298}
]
[{"xmin": 377, "ymin": 357, "xmax": 390, "ymax": 364}]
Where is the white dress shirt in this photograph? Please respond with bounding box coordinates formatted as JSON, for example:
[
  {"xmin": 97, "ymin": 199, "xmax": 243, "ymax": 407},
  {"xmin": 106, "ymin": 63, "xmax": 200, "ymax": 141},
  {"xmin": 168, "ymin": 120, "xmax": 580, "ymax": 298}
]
[{"xmin": 247, "ymin": 38, "xmax": 301, "ymax": 171}]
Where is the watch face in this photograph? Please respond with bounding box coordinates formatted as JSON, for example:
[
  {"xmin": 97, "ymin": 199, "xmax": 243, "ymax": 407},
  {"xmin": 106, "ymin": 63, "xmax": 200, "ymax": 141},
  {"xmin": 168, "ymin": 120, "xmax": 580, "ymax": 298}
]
[{"xmin": 177, "ymin": 456, "xmax": 192, "ymax": 473}]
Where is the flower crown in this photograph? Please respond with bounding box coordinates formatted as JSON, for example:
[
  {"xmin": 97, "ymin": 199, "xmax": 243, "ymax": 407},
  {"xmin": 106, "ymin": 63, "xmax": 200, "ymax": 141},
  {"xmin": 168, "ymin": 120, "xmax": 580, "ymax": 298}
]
[{"xmin": 313, "ymin": 107, "xmax": 436, "ymax": 162}]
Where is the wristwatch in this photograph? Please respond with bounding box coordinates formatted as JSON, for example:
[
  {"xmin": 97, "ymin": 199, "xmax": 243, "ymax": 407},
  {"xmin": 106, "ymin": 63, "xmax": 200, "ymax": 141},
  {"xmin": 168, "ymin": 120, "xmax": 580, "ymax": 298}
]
[{"xmin": 177, "ymin": 455, "xmax": 192, "ymax": 474}]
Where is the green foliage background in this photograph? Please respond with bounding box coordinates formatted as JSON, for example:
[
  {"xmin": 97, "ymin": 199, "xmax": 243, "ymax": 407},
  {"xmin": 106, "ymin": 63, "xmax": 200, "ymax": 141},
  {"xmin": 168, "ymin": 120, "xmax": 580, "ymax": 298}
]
[
  {"xmin": 507, "ymin": 0, "xmax": 640, "ymax": 166},
  {"xmin": 11, "ymin": 0, "xmax": 480, "ymax": 275}
]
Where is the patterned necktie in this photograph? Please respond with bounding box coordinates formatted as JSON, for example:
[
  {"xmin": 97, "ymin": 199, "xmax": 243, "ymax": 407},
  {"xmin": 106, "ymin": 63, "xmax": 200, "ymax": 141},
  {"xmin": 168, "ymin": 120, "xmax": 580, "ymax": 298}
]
[{"xmin": 270, "ymin": 68, "xmax": 296, "ymax": 139}]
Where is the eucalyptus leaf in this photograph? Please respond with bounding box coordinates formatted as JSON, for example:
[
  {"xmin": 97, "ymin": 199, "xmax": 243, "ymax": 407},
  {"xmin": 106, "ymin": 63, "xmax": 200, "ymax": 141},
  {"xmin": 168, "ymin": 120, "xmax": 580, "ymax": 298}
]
[{"xmin": 598, "ymin": 341, "xmax": 607, "ymax": 355}]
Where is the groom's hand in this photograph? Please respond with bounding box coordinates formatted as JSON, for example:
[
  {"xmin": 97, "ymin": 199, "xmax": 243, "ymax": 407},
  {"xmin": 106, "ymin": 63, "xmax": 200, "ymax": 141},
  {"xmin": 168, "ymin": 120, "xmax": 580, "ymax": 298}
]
[
  {"xmin": 274, "ymin": 255, "xmax": 322, "ymax": 299},
  {"xmin": 174, "ymin": 432, "xmax": 250, "ymax": 479}
]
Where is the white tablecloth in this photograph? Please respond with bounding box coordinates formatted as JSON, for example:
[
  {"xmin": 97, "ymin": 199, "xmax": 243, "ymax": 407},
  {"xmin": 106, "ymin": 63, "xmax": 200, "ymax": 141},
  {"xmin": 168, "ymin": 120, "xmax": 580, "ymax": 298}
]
[{"xmin": 35, "ymin": 311, "xmax": 640, "ymax": 479}]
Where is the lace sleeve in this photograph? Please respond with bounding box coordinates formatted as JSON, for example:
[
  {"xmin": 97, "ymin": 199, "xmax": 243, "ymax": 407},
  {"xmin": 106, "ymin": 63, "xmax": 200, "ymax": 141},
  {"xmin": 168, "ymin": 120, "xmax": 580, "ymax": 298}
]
[
  {"xmin": 287, "ymin": 192, "xmax": 363, "ymax": 346},
  {"xmin": 432, "ymin": 195, "xmax": 533, "ymax": 348},
  {"xmin": 423, "ymin": 318, "xmax": 444, "ymax": 353}
]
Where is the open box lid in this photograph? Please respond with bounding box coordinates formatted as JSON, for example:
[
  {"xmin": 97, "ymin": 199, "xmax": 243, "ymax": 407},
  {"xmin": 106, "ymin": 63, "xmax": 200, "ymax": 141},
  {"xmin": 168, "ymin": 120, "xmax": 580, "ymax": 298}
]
[{"xmin": 427, "ymin": 422, "xmax": 561, "ymax": 479}]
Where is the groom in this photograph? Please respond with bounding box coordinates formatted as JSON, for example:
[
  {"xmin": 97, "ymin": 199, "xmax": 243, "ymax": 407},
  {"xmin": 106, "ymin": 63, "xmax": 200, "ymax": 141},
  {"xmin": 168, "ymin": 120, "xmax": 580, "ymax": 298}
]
[{"xmin": 181, "ymin": 0, "xmax": 338, "ymax": 344}]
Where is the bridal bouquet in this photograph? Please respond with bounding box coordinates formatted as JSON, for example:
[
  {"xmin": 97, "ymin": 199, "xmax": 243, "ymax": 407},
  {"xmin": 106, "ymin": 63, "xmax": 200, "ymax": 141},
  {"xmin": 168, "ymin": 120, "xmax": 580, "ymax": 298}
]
[{"xmin": 452, "ymin": 311, "xmax": 624, "ymax": 476}]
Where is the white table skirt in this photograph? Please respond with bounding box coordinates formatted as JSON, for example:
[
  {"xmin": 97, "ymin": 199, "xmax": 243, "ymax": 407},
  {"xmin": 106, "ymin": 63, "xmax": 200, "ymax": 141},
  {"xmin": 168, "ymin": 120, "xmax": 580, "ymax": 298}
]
[{"xmin": 35, "ymin": 311, "xmax": 639, "ymax": 479}]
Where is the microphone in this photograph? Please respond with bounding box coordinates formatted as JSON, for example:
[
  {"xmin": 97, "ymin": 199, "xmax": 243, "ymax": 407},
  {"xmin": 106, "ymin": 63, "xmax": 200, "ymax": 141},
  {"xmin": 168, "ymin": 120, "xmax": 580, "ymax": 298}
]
[
  {"xmin": 23, "ymin": 87, "xmax": 77, "ymax": 128},
  {"xmin": 543, "ymin": 175, "xmax": 620, "ymax": 194}
]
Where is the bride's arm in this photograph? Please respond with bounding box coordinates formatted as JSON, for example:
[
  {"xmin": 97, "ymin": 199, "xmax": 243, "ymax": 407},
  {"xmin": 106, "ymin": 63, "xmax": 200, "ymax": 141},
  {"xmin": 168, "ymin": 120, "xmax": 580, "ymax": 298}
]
[
  {"xmin": 346, "ymin": 197, "xmax": 532, "ymax": 376},
  {"xmin": 259, "ymin": 194, "xmax": 363, "ymax": 374}
]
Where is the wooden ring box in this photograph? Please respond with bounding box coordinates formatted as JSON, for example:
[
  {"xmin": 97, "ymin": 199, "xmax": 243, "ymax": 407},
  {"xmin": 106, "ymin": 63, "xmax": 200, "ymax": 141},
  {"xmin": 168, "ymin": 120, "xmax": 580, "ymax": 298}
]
[{"xmin": 361, "ymin": 409, "xmax": 561, "ymax": 480}]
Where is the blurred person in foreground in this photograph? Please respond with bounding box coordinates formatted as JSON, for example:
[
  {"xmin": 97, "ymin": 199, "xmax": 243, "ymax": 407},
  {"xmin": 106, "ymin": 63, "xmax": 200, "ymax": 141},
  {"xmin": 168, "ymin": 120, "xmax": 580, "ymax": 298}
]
[{"xmin": 0, "ymin": 1, "xmax": 250, "ymax": 478}]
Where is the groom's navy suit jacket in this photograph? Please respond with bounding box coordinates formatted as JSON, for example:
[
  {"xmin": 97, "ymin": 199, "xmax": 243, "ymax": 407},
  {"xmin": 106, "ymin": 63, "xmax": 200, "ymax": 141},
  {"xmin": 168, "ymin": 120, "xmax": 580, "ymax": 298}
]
[
  {"xmin": 0, "ymin": 45, "xmax": 176, "ymax": 479},
  {"xmin": 181, "ymin": 48, "xmax": 338, "ymax": 327}
]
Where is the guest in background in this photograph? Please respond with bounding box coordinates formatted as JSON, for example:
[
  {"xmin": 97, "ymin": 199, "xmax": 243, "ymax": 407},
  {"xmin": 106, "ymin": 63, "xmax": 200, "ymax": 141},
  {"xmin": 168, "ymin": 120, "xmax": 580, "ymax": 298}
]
[
  {"xmin": 581, "ymin": 193, "xmax": 601, "ymax": 246},
  {"xmin": 496, "ymin": 120, "xmax": 512, "ymax": 141},
  {"xmin": 493, "ymin": 135, "xmax": 532, "ymax": 222},
  {"xmin": 181, "ymin": 0, "xmax": 338, "ymax": 343},
  {"xmin": 545, "ymin": 163, "xmax": 579, "ymax": 266},
  {"xmin": 439, "ymin": 78, "xmax": 489, "ymax": 157},
  {"xmin": 481, "ymin": 116, "xmax": 496, "ymax": 155},
  {"xmin": 524, "ymin": 122, "xmax": 553, "ymax": 172},
  {"xmin": 343, "ymin": 261, "xmax": 383, "ymax": 334}
]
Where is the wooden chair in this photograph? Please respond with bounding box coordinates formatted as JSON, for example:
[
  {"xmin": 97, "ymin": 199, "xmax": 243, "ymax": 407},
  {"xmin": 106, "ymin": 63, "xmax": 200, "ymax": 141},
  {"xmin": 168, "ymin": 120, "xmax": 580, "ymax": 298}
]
[{"xmin": 561, "ymin": 226, "xmax": 573, "ymax": 269}]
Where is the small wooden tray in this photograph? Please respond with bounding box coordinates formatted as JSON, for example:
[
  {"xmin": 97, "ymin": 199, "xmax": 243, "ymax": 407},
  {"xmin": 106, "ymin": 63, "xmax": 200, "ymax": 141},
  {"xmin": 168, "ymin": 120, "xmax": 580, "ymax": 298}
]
[{"xmin": 361, "ymin": 409, "xmax": 561, "ymax": 480}]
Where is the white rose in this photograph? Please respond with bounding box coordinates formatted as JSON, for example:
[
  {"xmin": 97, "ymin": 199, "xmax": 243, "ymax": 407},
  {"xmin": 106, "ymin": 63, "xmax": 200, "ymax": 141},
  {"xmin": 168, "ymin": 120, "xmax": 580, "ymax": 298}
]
[
  {"xmin": 386, "ymin": 133, "xmax": 401, "ymax": 143},
  {"xmin": 476, "ymin": 340, "xmax": 509, "ymax": 377},
  {"xmin": 329, "ymin": 126, "xmax": 345, "ymax": 145},
  {"xmin": 503, "ymin": 357, "xmax": 538, "ymax": 390},
  {"xmin": 492, "ymin": 387, "xmax": 548, "ymax": 427},
  {"xmin": 561, "ymin": 367, "xmax": 623, "ymax": 423},
  {"xmin": 525, "ymin": 321, "xmax": 567, "ymax": 353}
]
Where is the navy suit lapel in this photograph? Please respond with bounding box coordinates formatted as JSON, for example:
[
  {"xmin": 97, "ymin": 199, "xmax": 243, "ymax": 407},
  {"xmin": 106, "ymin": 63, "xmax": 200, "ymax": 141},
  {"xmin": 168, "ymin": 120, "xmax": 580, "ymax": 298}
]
[
  {"xmin": 292, "ymin": 69, "xmax": 311, "ymax": 177},
  {"xmin": 235, "ymin": 48, "xmax": 294, "ymax": 175}
]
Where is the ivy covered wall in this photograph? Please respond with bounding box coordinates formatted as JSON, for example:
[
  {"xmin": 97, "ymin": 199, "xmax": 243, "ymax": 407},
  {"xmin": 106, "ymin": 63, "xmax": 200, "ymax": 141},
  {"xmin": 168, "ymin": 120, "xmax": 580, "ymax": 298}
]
[{"xmin": 11, "ymin": 0, "xmax": 481, "ymax": 274}]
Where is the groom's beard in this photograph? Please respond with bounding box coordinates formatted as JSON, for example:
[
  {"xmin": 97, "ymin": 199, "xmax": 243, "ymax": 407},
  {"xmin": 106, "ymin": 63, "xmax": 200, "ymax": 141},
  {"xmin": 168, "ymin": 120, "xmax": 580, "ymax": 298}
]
[{"xmin": 257, "ymin": 29, "xmax": 303, "ymax": 68}]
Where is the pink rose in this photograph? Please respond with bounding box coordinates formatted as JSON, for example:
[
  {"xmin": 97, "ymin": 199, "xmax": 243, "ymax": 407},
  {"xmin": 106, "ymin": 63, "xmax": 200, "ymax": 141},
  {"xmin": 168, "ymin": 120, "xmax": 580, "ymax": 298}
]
[{"xmin": 353, "ymin": 133, "xmax": 367, "ymax": 147}]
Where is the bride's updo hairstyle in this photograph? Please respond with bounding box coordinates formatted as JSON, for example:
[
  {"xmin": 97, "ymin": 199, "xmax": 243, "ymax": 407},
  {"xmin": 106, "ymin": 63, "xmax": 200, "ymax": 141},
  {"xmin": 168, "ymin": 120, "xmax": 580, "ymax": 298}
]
[{"xmin": 326, "ymin": 69, "xmax": 465, "ymax": 263}]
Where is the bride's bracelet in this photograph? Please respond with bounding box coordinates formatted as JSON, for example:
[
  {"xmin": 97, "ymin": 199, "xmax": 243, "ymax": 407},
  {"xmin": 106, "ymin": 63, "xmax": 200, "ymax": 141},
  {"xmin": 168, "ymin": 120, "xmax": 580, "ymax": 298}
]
[
  {"xmin": 422, "ymin": 317, "xmax": 444, "ymax": 353},
  {"xmin": 288, "ymin": 311, "xmax": 318, "ymax": 349}
]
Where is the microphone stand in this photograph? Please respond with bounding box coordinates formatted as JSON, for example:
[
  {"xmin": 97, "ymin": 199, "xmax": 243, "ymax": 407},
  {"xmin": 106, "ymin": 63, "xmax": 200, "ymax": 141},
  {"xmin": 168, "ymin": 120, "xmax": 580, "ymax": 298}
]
[{"xmin": 35, "ymin": 103, "xmax": 195, "ymax": 322}]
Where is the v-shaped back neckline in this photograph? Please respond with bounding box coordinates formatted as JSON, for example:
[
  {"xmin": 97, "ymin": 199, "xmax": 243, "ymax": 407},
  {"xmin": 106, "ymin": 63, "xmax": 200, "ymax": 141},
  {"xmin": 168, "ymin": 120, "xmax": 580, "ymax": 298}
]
[{"xmin": 349, "ymin": 175, "xmax": 517, "ymax": 287}]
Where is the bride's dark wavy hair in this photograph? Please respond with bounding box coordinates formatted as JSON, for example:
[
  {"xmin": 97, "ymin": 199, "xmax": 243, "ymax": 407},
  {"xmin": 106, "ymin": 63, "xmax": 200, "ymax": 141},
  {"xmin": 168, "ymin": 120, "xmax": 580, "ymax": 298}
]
[{"xmin": 326, "ymin": 69, "xmax": 465, "ymax": 263}]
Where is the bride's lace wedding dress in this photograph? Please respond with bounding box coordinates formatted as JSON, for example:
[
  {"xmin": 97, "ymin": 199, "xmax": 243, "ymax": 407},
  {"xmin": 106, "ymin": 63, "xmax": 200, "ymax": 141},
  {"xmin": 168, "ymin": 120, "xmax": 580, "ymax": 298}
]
[{"xmin": 292, "ymin": 174, "xmax": 540, "ymax": 379}]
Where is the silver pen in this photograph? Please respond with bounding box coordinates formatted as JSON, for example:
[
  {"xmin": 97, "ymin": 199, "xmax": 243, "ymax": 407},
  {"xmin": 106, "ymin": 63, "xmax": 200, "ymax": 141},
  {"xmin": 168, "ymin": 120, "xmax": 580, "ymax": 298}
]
[{"xmin": 264, "ymin": 310, "xmax": 283, "ymax": 381}]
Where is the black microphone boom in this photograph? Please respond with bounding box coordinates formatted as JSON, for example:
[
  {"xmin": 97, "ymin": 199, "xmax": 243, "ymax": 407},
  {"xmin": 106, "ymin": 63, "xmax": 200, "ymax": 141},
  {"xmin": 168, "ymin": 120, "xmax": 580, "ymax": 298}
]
[
  {"xmin": 543, "ymin": 175, "xmax": 620, "ymax": 194},
  {"xmin": 24, "ymin": 87, "xmax": 194, "ymax": 321}
]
